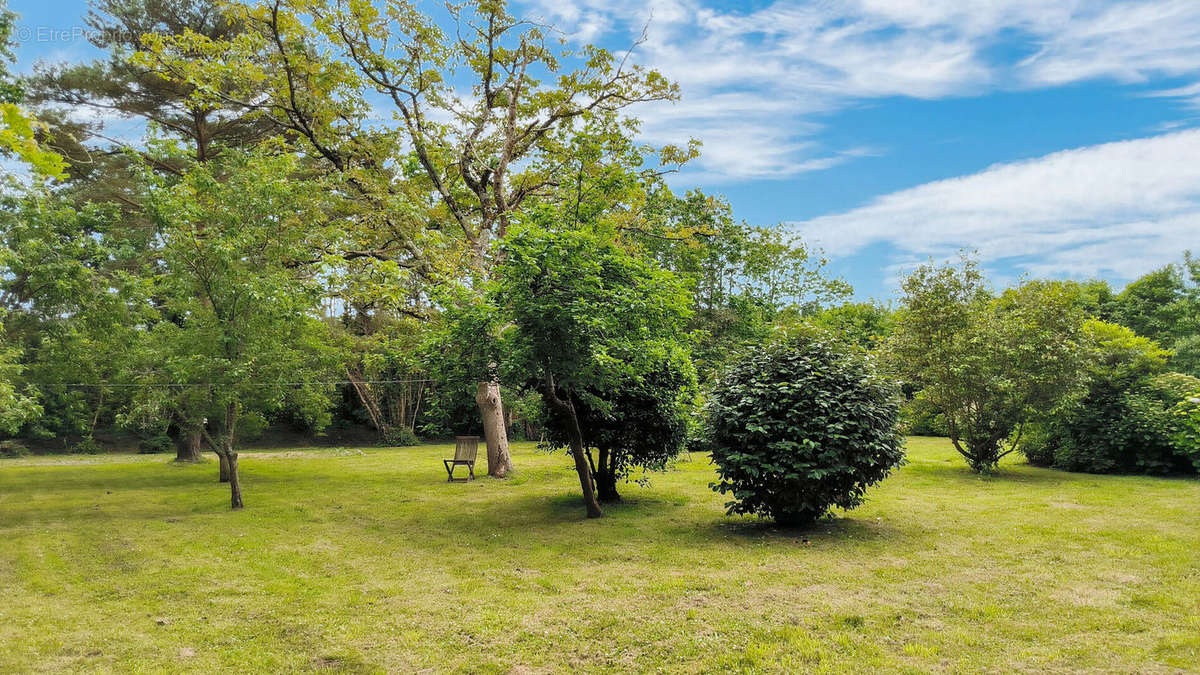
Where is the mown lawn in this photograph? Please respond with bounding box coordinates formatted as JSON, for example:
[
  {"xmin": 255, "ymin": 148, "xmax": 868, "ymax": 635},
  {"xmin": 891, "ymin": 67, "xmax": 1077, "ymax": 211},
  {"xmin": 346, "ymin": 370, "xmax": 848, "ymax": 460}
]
[{"xmin": 0, "ymin": 437, "xmax": 1197, "ymax": 673}]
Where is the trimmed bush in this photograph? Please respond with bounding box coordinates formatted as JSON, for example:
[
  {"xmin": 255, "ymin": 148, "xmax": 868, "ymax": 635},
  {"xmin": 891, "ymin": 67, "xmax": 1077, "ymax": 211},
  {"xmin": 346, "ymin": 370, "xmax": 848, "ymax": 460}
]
[{"xmin": 703, "ymin": 331, "xmax": 905, "ymax": 526}]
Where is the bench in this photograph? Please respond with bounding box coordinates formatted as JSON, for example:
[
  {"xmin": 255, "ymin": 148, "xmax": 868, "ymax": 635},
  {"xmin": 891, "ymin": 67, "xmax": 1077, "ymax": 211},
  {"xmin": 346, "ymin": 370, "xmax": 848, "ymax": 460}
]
[{"xmin": 444, "ymin": 436, "xmax": 479, "ymax": 481}]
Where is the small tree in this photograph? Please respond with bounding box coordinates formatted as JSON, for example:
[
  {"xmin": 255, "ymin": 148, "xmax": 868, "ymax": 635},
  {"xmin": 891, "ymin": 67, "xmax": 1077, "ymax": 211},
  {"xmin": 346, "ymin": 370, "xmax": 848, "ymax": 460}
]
[
  {"xmin": 888, "ymin": 260, "xmax": 1088, "ymax": 472},
  {"xmin": 703, "ymin": 330, "xmax": 904, "ymax": 527},
  {"xmin": 492, "ymin": 225, "xmax": 694, "ymax": 518},
  {"xmin": 541, "ymin": 345, "xmax": 697, "ymax": 503},
  {"xmin": 128, "ymin": 149, "xmax": 342, "ymax": 508}
]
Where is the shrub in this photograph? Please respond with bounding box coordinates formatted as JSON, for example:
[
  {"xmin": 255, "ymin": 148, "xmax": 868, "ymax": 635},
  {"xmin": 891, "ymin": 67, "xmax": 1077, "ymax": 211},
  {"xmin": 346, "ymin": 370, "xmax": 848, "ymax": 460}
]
[
  {"xmin": 70, "ymin": 437, "xmax": 102, "ymax": 455},
  {"xmin": 0, "ymin": 440, "xmax": 30, "ymax": 458},
  {"xmin": 137, "ymin": 433, "xmax": 173, "ymax": 454},
  {"xmin": 1174, "ymin": 391, "xmax": 1200, "ymax": 470},
  {"xmin": 1021, "ymin": 321, "xmax": 1200, "ymax": 475},
  {"xmin": 381, "ymin": 426, "xmax": 420, "ymax": 447},
  {"xmin": 703, "ymin": 331, "xmax": 905, "ymax": 526}
]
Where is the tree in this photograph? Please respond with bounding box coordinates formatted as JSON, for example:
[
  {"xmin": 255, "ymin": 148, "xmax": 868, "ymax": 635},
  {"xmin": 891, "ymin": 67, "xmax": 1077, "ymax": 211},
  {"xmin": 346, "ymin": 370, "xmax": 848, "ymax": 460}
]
[
  {"xmin": 634, "ymin": 191, "xmax": 850, "ymax": 379},
  {"xmin": 703, "ymin": 329, "xmax": 904, "ymax": 526},
  {"xmin": 0, "ymin": 182, "xmax": 153, "ymax": 447},
  {"xmin": 1023, "ymin": 320, "xmax": 1199, "ymax": 474},
  {"xmin": 887, "ymin": 260, "xmax": 1088, "ymax": 472},
  {"xmin": 29, "ymin": 0, "xmax": 273, "ymax": 191},
  {"xmin": 541, "ymin": 343, "xmax": 697, "ymax": 503},
  {"xmin": 125, "ymin": 148, "xmax": 342, "ymax": 508},
  {"xmin": 26, "ymin": 0, "xmax": 281, "ymax": 458},
  {"xmin": 799, "ymin": 301, "xmax": 894, "ymax": 351},
  {"xmin": 141, "ymin": 0, "xmax": 686, "ymax": 477},
  {"xmin": 0, "ymin": 319, "xmax": 39, "ymax": 434},
  {"xmin": 1112, "ymin": 254, "xmax": 1200, "ymax": 376},
  {"xmin": 0, "ymin": 1, "xmax": 64, "ymax": 178},
  {"xmin": 491, "ymin": 225, "xmax": 694, "ymax": 517}
]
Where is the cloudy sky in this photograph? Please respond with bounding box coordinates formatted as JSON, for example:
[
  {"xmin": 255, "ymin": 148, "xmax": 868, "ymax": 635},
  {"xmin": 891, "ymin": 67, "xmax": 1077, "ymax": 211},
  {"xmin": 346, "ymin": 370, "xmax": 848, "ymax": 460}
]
[{"xmin": 11, "ymin": 0, "xmax": 1200, "ymax": 298}]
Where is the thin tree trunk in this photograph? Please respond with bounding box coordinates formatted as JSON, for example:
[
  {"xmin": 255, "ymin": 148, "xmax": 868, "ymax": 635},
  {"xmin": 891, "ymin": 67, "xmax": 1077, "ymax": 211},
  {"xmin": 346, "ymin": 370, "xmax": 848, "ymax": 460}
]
[
  {"xmin": 477, "ymin": 381, "xmax": 513, "ymax": 478},
  {"xmin": 219, "ymin": 453, "xmax": 230, "ymax": 482},
  {"xmin": 540, "ymin": 376, "xmax": 603, "ymax": 518},
  {"xmin": 227, "ymin": 451, "xmax": 243, "ymax": 509},
  {"xmin": 222, "ymin": 403, "xmax": 242, "ymax": 509}
]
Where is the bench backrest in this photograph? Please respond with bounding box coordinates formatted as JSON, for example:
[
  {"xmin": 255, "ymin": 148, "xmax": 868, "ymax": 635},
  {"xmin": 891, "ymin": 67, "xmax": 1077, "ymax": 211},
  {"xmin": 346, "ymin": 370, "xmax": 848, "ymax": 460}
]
[{"xmin": 454, "ymin": 436, "xmax": 480, "ymax": 462}]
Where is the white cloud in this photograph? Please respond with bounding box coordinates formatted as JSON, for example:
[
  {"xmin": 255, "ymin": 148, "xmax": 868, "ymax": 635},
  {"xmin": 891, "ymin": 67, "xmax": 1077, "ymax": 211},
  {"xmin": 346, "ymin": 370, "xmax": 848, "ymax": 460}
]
[
  {"xmin": 790, "ymin": 130, "xmax": 1200, "ymax": 280},
  {"xmin": 519, "ymin": 0, "xmax": 1200, "ymax": 181}
]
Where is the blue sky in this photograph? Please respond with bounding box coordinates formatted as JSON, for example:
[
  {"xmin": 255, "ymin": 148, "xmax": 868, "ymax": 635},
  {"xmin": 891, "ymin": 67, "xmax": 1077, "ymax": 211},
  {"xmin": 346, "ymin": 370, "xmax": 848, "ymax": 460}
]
[{"xmin": 9, "ymin": 0, "xmax": 1200, "ymax": 299}]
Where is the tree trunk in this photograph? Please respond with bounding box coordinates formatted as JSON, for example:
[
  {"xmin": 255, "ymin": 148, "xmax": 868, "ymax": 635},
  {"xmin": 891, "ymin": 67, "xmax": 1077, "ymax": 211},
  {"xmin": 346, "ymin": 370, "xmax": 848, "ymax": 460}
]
[
  {"xmin": 227, "ymin": 452, "xmax": 243, "ymax": 509},
  {"xmin": 595, "ymin": 447, "xmax": 621, "ymax": 503},
  {"xmin": 477, "ymin": 381, "xmax": 513, "ymax": 478},
  {"xmin": 177, "ymin": 426, "xmax": 203, "ymax": 463},
  {"xmin": 539, "ymin": 380, "xmax": 602, "ymax": 517},
  {"xmin": 565, "ymin": 424, "xmax": 603, "ymax": 518},
  {"xmin": 218, "ymin": 453, "xmax": 230, "ymax": 482}
]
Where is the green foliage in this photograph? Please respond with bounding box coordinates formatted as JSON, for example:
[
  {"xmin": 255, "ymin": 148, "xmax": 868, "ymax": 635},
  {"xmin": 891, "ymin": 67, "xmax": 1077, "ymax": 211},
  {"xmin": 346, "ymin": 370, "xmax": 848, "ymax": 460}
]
[
  {"xmin": 1110, "ymin": 254, "xmax": 1200, "ymax": 376},
  {"xmin": 703, "ymin": 330, "xmax": 905, "ymax": 526},
  {"xmin": 1024, "ymin": 321, "xmax": 1200, "ymax": 474},
  {"xmin": 635, "ymin": 191, "xmax": 850, "ymax": 379},
  {"xmin": 0, "ymin": 438, "xmax": 28, "ymax": 457},
  {"xmin": 0, "ymin": 322, "xmax": 39, "ymax": 435},
  {"xmin": 137, "ymin": 433, "xmax": 173, "ymax": 455},
  {"xmin": 491, "ymin": 224, "xmax": 696, "ymax": 509},
  {"xmin": 380, "ymin": 426, "xmax": 420, "ymax": 448},
  {"xmin": 540, "ymin": 344, "xmax": 699, "ymax": 500},
  {"xmin": 1174, "ymin": 390, "xmax": 1200, "ymax": 466},
  {"xmin": 0, "ymin": 1, "xmax": 65, "ymax": 178},
  {"xmin": 793, "ymin": 301, "xmax": 894, "ymax": 351},
  {"xmin": 888, "ymin": 260, "xmax": 1088, "ymax": 472},
  {"xmin": 70, "ymin": 436, "xmax": 103, "ymax": 455},
  {"xmin": 121, "ymin": 149, "xmax": 344, "ymax": 464}
]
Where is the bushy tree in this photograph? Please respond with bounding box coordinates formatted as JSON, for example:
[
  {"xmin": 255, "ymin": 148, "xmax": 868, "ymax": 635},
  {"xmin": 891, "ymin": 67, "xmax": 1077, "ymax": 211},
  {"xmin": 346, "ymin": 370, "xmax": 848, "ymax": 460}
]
[
  {"xmin": 492, "ymin": 225, "xmax": 695, "ymax": 518},
  {"xmin": 1111, "ymin": 254, "xmax": 1200, "ymax": 376},
  {"xmin": 888, "ymin": 260, "xmax": 1088, "ymax": 472},
  {"xmin": 795, "ymin": 301, "xmax": 894, "ymax": 351},
  {"xmin": 124, "ymin": 149, "xmax": 343, "ymax": 508},
  {"xmin": 1024, "ymin": 321, "xmax": 1200, "ymax": 474},
  {"xmin": 703, "ymin": 329, "xmax": 904, "ymax": 527},
  {"xmin": 0, "ymin": 319, "xmax": 39, "ymax": 434},
  {"xmin": 541, "ymin": 345, "xmax": 697, "ymax": 503}
]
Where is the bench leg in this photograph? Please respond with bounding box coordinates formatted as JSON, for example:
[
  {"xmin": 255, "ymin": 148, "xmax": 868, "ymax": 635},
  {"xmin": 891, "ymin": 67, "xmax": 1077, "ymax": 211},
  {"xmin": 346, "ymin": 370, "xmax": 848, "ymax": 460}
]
[
  {"xmin": 468, "ymin": 462, "xmax": 475, "ymax": 480},
  {"xmin": 444, "ymin": 459, "xmax": 454, "ymax": 481}
]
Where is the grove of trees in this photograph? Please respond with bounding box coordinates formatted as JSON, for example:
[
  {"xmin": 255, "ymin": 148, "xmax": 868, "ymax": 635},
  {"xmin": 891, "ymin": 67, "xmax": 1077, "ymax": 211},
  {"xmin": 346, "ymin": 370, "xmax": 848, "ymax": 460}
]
[{"xmin": 1, "ymin": 0, "xmax": 1197, "ymax": 520}]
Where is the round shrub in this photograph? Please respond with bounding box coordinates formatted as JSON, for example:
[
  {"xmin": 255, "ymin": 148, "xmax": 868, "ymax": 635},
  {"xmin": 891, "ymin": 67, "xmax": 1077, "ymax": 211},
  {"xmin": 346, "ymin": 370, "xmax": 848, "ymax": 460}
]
[{"xmin": 703, "ymin": 331, "xmax": 905, "ymax": 526}]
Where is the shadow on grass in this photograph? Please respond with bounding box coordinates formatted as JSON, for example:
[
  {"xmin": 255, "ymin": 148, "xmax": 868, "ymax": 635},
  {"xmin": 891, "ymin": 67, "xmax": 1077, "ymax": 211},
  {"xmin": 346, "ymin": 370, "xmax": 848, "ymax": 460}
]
[{"xmin": 694, "ymin": 512, "xmax": 903, "ymax": 545}]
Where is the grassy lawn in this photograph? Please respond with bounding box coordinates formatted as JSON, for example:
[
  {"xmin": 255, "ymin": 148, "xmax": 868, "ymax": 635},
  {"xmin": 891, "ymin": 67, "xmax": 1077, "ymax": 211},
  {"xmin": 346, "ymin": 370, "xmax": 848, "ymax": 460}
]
[{"xmin": 1, "ymin": 438, "xmax": 1197, "ymax": 673}]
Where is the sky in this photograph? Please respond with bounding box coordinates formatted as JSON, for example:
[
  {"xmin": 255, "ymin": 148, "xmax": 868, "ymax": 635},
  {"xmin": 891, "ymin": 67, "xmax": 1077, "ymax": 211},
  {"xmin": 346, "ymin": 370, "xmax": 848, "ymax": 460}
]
[{"xmin": 8, "ymin": 0, "xmax": 1200, "ymax": 299}]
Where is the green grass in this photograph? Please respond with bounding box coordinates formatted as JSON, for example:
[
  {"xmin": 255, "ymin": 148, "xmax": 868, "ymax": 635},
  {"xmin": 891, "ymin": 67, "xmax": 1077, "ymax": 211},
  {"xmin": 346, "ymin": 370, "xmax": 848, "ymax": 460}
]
[{"xmin": 1, "ymin": 438, "xmax": 1198, "ymax": 673}]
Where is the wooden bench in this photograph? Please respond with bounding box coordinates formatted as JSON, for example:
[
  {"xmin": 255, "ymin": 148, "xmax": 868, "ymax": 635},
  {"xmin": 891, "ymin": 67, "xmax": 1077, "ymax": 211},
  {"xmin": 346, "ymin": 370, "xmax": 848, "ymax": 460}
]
[{"xmin": 444, "ymin": 436, "xmax": 479, "ymax": 482}]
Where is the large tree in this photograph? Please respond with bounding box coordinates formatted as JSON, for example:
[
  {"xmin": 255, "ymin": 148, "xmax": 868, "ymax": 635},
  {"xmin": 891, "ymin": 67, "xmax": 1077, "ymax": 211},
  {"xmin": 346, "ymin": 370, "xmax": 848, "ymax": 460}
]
[
  {"xmin": 29, "ymin": 0, "xmax": 274, "ymax": 189},
  {"xmin": 140, "ymin": 0, "xmax": 685, "ymax": 476}
]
